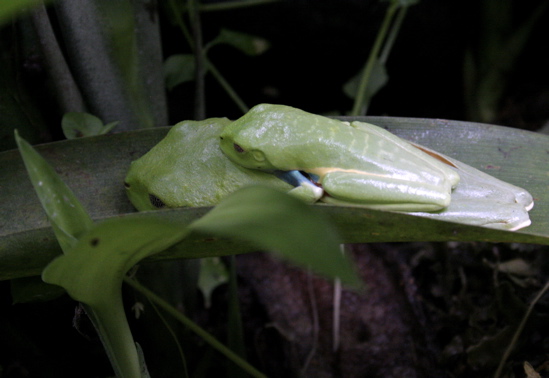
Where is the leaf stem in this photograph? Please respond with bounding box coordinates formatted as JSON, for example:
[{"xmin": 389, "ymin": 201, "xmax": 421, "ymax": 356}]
[
  {"xmin": 207, "ymin": 62, "xmax": 249, "ymax": 113},
  {"xmin": 168, "ymin": 0, "xmax": 248, "ymax": 115},
  {"xmin": 188, "ymin": 0, "xmax": 206, "ymax": 119},
  {"xmin": 379, "ymin": 6, "xmax": 408, "ymax": 65},
  {"xmin": 351, "ymin": 1, "xmax": 399, "ymax": 116},
  {"xmin": 124, "ymin": 277, "xmax": 267, "ymax": 378},
  {"xmin": 85, "ymin": 296, "xmax": 142, "ymax": 378}
]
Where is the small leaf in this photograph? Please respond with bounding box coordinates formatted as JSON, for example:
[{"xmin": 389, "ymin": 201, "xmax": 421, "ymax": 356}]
[
  {"xmin": 343, "ymin": 60, "xmax": 388, "ymax": 101},
  {"xmin": 62, "ymin": 112, "xmax": 117, "ymax": 139},
  {"xmin": 103, "ymin": 122, "xmax": 119, "ymax": 134},
  {"xmin": 211, "ymin": 29, "xmax": 270, "ymax": 56},
  {"xmin": 15, "ymin": 131, "xmax": 93, "ymax": 253},
  {"xmin": 164, "ymin": 54, "xmax": 196, "ymax": 90},
  {"xmin": 190, "ymin": 186, "xmax": 360, "ymax": 287},
  {"xmin": 198, "ymin": 257, "xmax": 229, "ymax": 308}
]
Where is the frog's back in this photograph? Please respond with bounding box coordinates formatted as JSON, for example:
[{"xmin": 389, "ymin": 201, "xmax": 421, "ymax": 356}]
[
  {"xmin": 230, "ymin": 104, "xmax": 452, "ymax": 179},
  {"xmin": 234, "ymin": 104, "xmax": 368, "ymax": 167}
]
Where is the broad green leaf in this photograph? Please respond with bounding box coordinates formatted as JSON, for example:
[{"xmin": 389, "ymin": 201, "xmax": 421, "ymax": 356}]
[
  {"xmin": 343, "ymin": 60, "xmax": 388, "ymax": 103},
  {"xmin": 41, "ymin": 216, "xmax": 187, "ymax": 378},
  {"xmin": 164, "ymin": 54, "xmax": 196, "ymax": 90},
  {"xmin": 190, "ymin": 186, "xmax": 360, "ymax": 287},
  {"xmin": 17, "ymin": 130, "xmax": 179, "ymax": 377},
  {"xmin": 62, "ymin": 112, "xmax": 118, "ymax": 139},
  {"xmin": 15, "ymin": 131, "xmax": 93, "ymax": 253},
  {"xmin": 3, "ymin": 117, "xmax": 549, "ymax": 280},
  {"xmin": 42, "ymin": 216, "xmax": 189, "ymax": 306}
]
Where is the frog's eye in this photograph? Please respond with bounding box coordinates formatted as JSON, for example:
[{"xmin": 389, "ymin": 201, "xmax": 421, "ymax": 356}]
[
  {"xmin": 124, "ymin": 182, "xmax": 131, "ymax": 189},
  {"xmin": 149, "ymin": 194, "xmax": 166, "ymax": 208},
  {"xmin": 233, "ymin": 143, "xmax": 245, "ymax": 153}
]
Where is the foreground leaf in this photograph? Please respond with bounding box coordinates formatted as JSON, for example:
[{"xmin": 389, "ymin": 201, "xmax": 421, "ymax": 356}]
[
  {"xmin": 190, "ymin": 186, "xmax": 360, "ymax": 287},
  {"xmin": 42, "ymin": 216, "xmax": 189, "ymax": 378},
  {"xmin": 15, "ymin": 130, "xmax": 93, "ymax": 253}
]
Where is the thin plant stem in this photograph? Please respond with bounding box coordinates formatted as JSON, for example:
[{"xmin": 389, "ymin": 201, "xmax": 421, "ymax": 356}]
[
  {"xmin": 168, "ymin": 0, "xmax": 248, "ymax": 115},
  {"xmin": 207, "ymin": 63, "xmax": 249, "ymax": 113},
  {"xmin": 332, "ymin": 277, "xmax": 341, "ymax": 352},
  {"xmin": 124, "ymin": 277, "xmax": 267, "ymax": 378},
  {"xmin": 493, "ymin": 279, "xmax": 549, "ymax": 378},
  {"xmin": 227, "ymin": 255, "xmax": 247, "ymax": 377},
  {"xmin": 144, "ymin": 291, "xmax": 189, "ymax": 378},
  {"xmin": 169, "ymin": 0, "xmax": 194, "ymax": 49},
  {"xmin": 351, "ymin": 1, "xmax": 399, "ymax": 116},
  {"xmin": 301, "ymin": 270, "xmax": 319, "ymax": 375},
  {"xmin": 332, "ymin": 245, "xmax": 345, "ymax": 352},
  {"xmin": 188, "ymin": 0, "xmax": 206, "ymax": 119},
  {"xmin": 379, "ymin": 6, "xmax": 408, "ymax": 65}
]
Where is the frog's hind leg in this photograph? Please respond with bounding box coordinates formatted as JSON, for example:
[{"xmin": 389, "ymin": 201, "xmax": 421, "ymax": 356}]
[
  {"xmin": 414, "ymin": 143, "xmax": 534, "ymax": 213},
  {"xmin": 350, "ymin": 121, "xmax": 460, "ymax": 189},
  {"xmin": 320, "ymin": 170, "xmax": 452, "ymax": 212}
]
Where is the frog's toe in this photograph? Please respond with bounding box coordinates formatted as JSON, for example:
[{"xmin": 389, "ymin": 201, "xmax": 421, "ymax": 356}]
[
  {"xmin": 515, "ymin": 190, "xmax": 534, "ymax": 211},
  {"xmin": 474, "ymin": 203, "xmax": 532, "ymax": 231},
  {"xmin": 507, "ymin": 218, "xmax": 532, "ymax": 231},
  {"xmin": 288, "ymin": 183, "xmax": 324, "ymax": 203}
]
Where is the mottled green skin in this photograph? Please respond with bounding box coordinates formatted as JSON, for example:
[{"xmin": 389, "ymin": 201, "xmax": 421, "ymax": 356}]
[
  {"xmin": 220, "ymin": 104, "xmax": 461, "ymax": 212},
  {"xmin": 125, "ymin": 118, "xmax": 291, "ymax": 211}
]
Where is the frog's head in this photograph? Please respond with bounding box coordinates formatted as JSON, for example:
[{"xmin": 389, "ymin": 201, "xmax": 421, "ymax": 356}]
[
  {"xmin": 219, "ymin": 104, "xmax": 283, "ymax": 171},
  {"xmin": 219, "ymin": 133, "xmax": 275, "ymax": 171},
  {"xmin": 220, "ymin": 103, "xmax": 320, "ymax": 171}
]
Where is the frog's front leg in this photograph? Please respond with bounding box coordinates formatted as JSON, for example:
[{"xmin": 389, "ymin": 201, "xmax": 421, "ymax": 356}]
[
  {"xmin": 320, "ymin": 170, "xmax": 453, "ymax": 212},
  {"xmin": 275, "ymin": 170, "xmax": 324, "ymax": 203}
]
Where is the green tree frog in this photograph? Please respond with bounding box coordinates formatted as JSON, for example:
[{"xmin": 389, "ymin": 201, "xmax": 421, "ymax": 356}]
[
  {"xmin": 125, "ymin": 118, "xmax": 291, "ymax": 211},
  {"xmin": 219, "ymin": 104, "xmax": 533, "ymax": 230},
  {"xmin": 125, "ymin": 104, "xmax": 533, "ymax": 231}
]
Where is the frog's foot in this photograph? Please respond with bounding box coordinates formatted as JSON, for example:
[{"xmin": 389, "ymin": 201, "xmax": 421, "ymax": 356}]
[
  {"xmin": 411, "ymin": 199, "xmax": 531, "ymax": 231},
  {"xmin": 275, "ymin": 170, "xmax": 324, "ymax": 203},
  {"xmin": 515, "ymin": 190, "xmax": 534, "ymax": 211},
  {"xmin": 288, "ymin": 183, "xmax": 324, "ymax": 203},
  {"xmin": 320, "ymin": 170, "xmax": 452, "ymax": 212}
]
